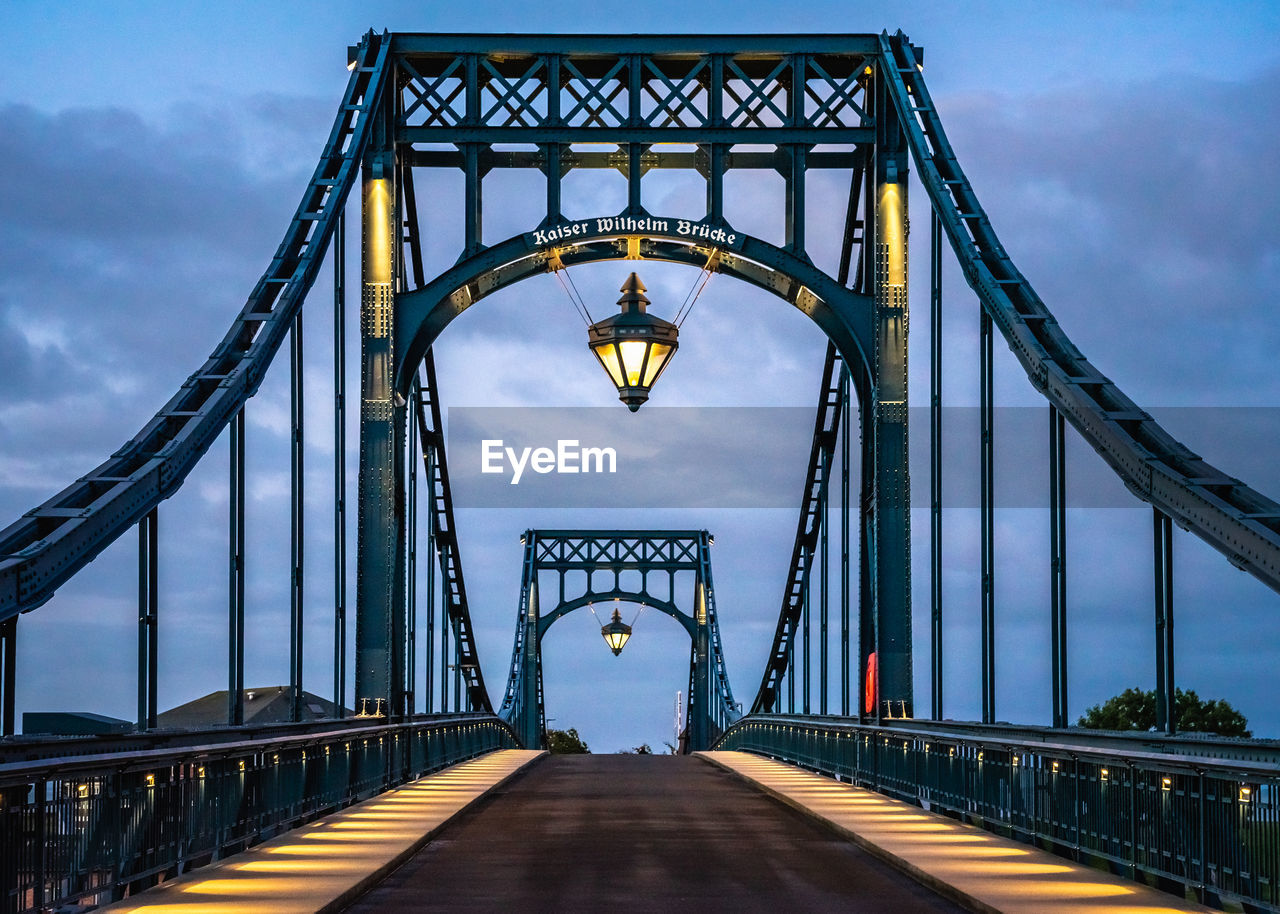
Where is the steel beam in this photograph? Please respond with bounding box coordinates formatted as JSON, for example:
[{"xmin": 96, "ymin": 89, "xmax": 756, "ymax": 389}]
[
  {"xmin": 840, "ymin": 367, "xmax": 851, "ymax": 717},
  {"xmin": 228, "ymin": 408, "xmax": 245, "ymax": 726},
  {"xmin": 440, "ymin": 561, "xmax": 450, "ymax": 714},
  {"xmin": 980, "ymin": 309, "xmax": 995, "ymax": 724},
  {"xmin": 930, "ymin": 210, "xmax": 943, "ymax": 721},
  {"xmin": 136, "ymin": 508, "xmax": 158, "ymax": 731},
  {"xmin": 407, "ymin": 376, "xmax": 418, "ymax": 717},
  {"xmin": 802, "ymin": 548, "xmax": 810, "ymax": 715},
  {"xmin": 869, "ymin": 64, "xmax": 912, "ymax": 719},
  {"xmin": 424, "ymin": 443, "xmax": 434, "ymax": 714},
  {"xmin": 355, "ymin": 114, "xmax": 404, "ymax": 718},
  {"xmin": 1050, "ymin": 406, "xmax": 1067, "ymax": 727},
  {"xmin": 692, "ymin": 577, "xmax": 711, "ymax": 749},
  {"xmin": 819, "ymin": 470, "xmax": 829, "ymax": 716},
  {"xmin": 334, "ymin": 209, "xmax": 347, "ymax": 719},
  {"xmin": 1, "ymin": 616, "xmax": 15, "ymax": 736},
  {"xmin": 290, "ymin": 313, "xmax": 304, "ymax": 723},
  {"xmin": 1154, "ymin": 508, "xmax": 1176, "ymax": 735}
]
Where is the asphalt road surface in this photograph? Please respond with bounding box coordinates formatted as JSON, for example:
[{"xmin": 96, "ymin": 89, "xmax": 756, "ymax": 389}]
[{"xmin": 345, "ymin": 754, "xmax": 964, "ymax": 912}]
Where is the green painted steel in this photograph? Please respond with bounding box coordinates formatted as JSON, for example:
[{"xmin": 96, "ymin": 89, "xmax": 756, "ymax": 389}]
[
  {"xmin": 717, "ymin": 714, "xmax": 1280, "ymax": 913},
  {"xmin": 498, "ymin": 531, "xmax": 736, "ymax": 751},
  {"xmin": 0, "ymin": 714, "xmax": 515, "ymax": 912}
]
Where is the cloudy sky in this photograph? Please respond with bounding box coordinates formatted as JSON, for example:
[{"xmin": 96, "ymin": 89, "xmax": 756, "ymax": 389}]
[{"xmin": 2, "ymin": 1, "xmax": 1279, "ymax": 752}]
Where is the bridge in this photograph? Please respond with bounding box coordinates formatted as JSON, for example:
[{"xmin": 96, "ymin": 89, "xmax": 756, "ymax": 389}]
[{"xmin": 1, "ymin": 29, "xmax": 1279, "ymax": 913}]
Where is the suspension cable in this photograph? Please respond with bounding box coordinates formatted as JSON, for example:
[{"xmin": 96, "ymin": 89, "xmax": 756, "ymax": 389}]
[{"xmin": 674, "ymin": 249, "xmax": 718, "ymax": 327}]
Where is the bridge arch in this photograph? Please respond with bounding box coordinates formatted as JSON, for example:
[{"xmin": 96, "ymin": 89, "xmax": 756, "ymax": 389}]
[
  {"xmin": 378, "ymin": 200, "xmax": 913, "ymax": 722},
  {"xmin": 392, "ymin": 215, "xmax": 876, "ymax": 403},
  {"xmin": 500, "ymin": 530, "xmax": 735, "ymax": 750},
  {"xmin": 538, "ymin": 592, "xmax": 695, "ymax": 640}
]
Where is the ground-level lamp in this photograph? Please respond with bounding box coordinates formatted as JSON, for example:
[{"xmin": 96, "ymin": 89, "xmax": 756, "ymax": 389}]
[
  {"xmin": 587, "ymin": 272, "xmax": 679, "ymax": 411},
  {"xmin": 601, "ymin": 609, "xmax": 633, "ymax": 656}
]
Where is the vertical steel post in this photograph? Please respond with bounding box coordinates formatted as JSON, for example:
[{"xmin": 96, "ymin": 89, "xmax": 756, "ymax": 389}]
[
  {"xmin": 840, "ymin": 366, "xmax": 851, "ymax": 717},
  {"xmin": 1050, "ymin": 406, "xmax": 1068, "ymax": 727},
  {"xmin": 692, "ymin": 577, "xmax": 711, "ymax": 749},
  {"xmin": 440, "ymin": 547, "xmax": 450, "ymax": 714},
  {"xmin": 424, "ymin": 442, "xmax": 435, "ymax": 713},
  {"xmin": 355, "ymin": 97, "xmax": 403, "ymax": 718},
  {"xmin": 544, "ymin": 143, "xmax": 563, "ymax": 225},
  {"xmin": 290, "ymin": 313, "xmax": 304, "ymax": 723},
  {"xmin": 463, "ymin": 143, "xmax": 483, "ymax": 255},
  {"xmin": 520, "ymin": 563, "xmax": 540, "ymax": 746},
  {"xmin": 802, "ymin": 546, "xmax": 810, "ymax": 715},
  {"xmin": 228, "ymin": 408, "xmax": 245, "ymax": 726},
  {"xmin": 627, "ymin": 142, "xmax": 644, "ymax": 214},
  {"xmin": 784, "ymin": 145, "xmax": 807, "ymax": 255},
  {"xmin": 406, "ymin": 377, "xmax": 418, "ymax": 716},
  {"xmin": 787, "ymin": 638, "xmax": 795, "ymax": 714},
  {"xmin": 707, "ymin": 55, "xmax": 725, "ymax": 223},
  {"xmin": 137, "ymin": 508, "xmax": 157, "ymax": 730},
  {"xmin": 0, "ymin": 616, "xmax": 15, "ymax": 736},
  {"xmin": 820, "ymin": 468, "xmax": 829, "ymax": 715},
  {"xmin": 334, "ymin": 209, "xmax": 347, "ymax": 718},
  {"xmin": 1153, "ymin": 508, "xmax": 1175, "ymax": 735},
  {"xmin": 930, "ymin": 209, "xmax": 943, "ymax": 721},
  {"xmin": 980, "ymin": 308, "xmax": 995, "ymax": 724},
  {"xmin": 454, "ymin": 635, "xmax": 462, "ymax": 712},
  {"xmin": 544, "ymin": 55, "xmax": 562, "ymax": 225},
  {"xmin": 871, "ymin": 62, "xmax": 912, "ymax": 719}
]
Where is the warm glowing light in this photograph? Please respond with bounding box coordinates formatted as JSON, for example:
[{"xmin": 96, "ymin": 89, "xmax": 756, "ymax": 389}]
[
  {"xmin": 1241, "ymin": 786, "xmax": 1252, "ymax": 802},
  {"xmin": 1052, "ymin": 761, "xmax": 1059, "ymax": 773},
  {"xmin": 877, "ymin": 183, "xmax": 906, "ymax": 288},
  {"xmin": 145, "ymin": 774, "xmax": 155, "ymax": 787},
  {"xmin": 1100, "ymin": 767, "xmax": 1109, "ymax": 781},
  {"xmin": 77, "ymin": 784, "xmax": 89, "ymax": 798},
  {"xmin": 601, "ymin": 608, "xmax": 633, "ymax": 655},
  {"xmin": 1162, "ymin": 776, "xmax": 1172, "ymax": 790},
  {"xmin": 587, "ymin": 272, "xmax": 679, "ymax": 411}
]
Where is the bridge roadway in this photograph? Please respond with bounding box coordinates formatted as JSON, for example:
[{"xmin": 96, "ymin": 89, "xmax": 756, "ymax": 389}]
[
  {"xmin": 345, "ymin": 753, "xmax": 963, "ymax": 913},
  {"xmin": 101, "ymin": 749, "xmax": 1215, "ymax": 913}
]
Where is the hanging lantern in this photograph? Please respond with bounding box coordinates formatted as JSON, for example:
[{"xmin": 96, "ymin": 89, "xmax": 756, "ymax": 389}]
[
  {"xmin": 587, "ymin": 272, "xmax": 679, "ymax": 411},
  {"xmin": 601, "ymin": 608, "xmax": 633, "ymax": 656}
]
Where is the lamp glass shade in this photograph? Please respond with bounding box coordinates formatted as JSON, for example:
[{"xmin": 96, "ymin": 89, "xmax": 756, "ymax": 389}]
[
  {"xmin": 601, "ymin": 609, "xmax": 632, "ymax": 656},
  {"xmin": 586, "ymin": 272, "xmax": 678, "ymax": 411}
]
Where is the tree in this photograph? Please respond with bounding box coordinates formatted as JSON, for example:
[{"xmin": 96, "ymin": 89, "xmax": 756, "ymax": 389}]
[
  {"xmin": 547, "ymin": 728, "xmax": 591, "ymax": 754},
  {"xmin": 1078, "ymin": 687, "xmax": 1250, "ymax": 737}
]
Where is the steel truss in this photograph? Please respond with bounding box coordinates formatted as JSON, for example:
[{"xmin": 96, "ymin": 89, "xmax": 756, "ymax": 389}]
[
  {"xmin": 499, "ymin": 530, "xmax": 737, "ymax": 751},
  {"xmin": 718, "ymin": 715, "xmax": 1280, "ymax": 913},
  {"xmin": 1, "ymin": 36, "xmax": 1280, "ymax": 913}
]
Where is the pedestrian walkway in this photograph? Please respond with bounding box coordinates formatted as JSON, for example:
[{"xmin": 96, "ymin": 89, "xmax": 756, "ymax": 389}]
[
  {"xmin": 99, "ymin": 749, "xmax": 544, "ymax": 913},
  {"xmin": 698, "ymin": 750, "xmax": 1214, "ymax": 914}
]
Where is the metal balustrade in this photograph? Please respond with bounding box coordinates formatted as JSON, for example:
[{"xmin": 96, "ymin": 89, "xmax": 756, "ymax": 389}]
[
  {"xmin": 0, "ymin": 715, "xmax": 515, "ymax": 913},
  {"xmin": 717, "ymin": 716, "xmax": 1280, "ymax": 911}
]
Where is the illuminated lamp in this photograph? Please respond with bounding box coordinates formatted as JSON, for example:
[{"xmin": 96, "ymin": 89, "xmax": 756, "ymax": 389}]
[
  {"xmin": 601, "ymin": 609, "xmax": 633, "ymax": 656},
  {"xmin": 587, "ymin": 272, "xmax": 678, "ymax": 411}
]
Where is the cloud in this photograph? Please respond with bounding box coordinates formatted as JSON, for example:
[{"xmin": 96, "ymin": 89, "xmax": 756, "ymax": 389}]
[
  {"xmin": 935, "ymin": 67, "xmax": 1280, "ymax": 406},
  {"xmin": 4, "ymin": 41, "xmax": 1280, "ymax": 752}
]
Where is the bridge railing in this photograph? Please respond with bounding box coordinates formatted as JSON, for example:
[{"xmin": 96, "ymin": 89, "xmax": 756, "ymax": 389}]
[
  {"xmin": 717, "ymin": 715, "xmax": 1280, "ymax": 912},
  {"xmin": 0, "ymin": 713, "xmax": 515, "ymax": 914}
]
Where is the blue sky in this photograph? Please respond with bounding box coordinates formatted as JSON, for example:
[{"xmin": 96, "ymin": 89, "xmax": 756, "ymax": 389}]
[{"xmin": 2, "ymin": 1, "xmax": 1280, "ymax": 751}]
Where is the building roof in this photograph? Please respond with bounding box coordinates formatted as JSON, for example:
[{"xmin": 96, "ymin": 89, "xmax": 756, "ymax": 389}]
[{"xmin": 156, "ymin": 687, "xmax": 343, "ymax": 730}]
